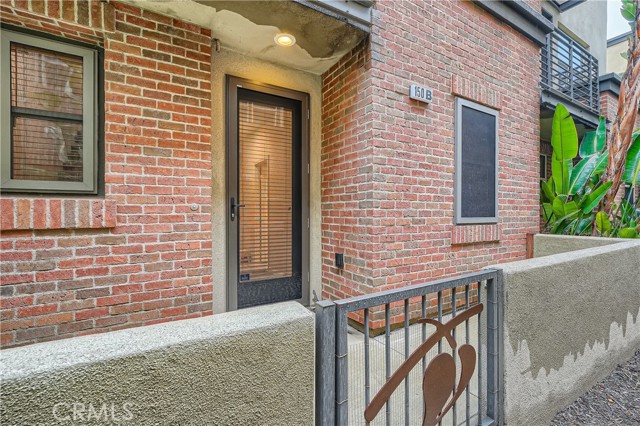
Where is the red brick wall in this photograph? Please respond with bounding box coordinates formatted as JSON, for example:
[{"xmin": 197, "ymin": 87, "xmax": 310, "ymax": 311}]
[
  {"xmin": 0, "ymin": 1, "xmax": 213, "ymax": 347},
  {"xmin": 600, "ymin": 90, "xmax": 640, "ymax": 129},
  {"xmin": 600, "ymin": 90, "xmax": 640, "ymax": 200},
  {"xmin": 320, "ymin": 39, "xmax": 374, "ymax": 299},
  {"xmin": 321, "ymin": 0, "xmax": 541, "ymax": 301}
]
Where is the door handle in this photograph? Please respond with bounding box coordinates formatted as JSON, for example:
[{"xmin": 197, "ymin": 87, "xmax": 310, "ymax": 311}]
[{"xmin": 230, "ymin": 197, "xmax": 245, "ymax": 221}]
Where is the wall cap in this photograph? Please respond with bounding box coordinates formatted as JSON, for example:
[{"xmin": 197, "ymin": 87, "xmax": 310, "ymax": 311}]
[
  {"xmin": 599, "ymin": 73, "xmax": 622, "ymax": 97},
  {"xmin": 472, "ymin": 0, "xmax": 554, "ymax": 47},
  {"xmin": 1, "ymin": 301, "xmax": 312, "ymax": 381}
]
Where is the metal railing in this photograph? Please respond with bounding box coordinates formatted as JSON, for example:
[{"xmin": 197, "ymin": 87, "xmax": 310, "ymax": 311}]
[
  {"xmin": 541, "ymin": 30, "xmax": 599, "ymax": 115},
  {"xmin": 316, "ymin": 270, "xmax": 502, "ymax": 426}
]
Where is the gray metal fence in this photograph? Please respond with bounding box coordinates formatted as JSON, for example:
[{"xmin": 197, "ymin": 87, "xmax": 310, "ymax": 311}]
[
  {"xmin": 316, "ymin": 270, "xmax": 503, "ymax": 426},
  {"xmin": 541, "ymin": 30, "xmax": 599, "ymax": 115}
]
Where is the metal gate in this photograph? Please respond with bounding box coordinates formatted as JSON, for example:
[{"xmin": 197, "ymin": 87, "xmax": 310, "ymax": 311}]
[{"xmin": 315, "ymin": 270, "xmax": 503, "ymax": 426}]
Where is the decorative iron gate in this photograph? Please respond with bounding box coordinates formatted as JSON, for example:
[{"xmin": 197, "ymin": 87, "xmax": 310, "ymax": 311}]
[{"xmin": 316, "ymin": 270, "xmax": 503, "ymax": 426}]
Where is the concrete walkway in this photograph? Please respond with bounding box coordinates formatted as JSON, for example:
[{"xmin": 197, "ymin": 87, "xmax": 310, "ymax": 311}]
[{"xmin": 346, "ymin": 315, "xmax": 484, "ymax": 426}]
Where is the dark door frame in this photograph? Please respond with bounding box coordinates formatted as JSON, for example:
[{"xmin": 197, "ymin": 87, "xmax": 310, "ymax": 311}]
[{"xmin": 225, "ymin": 75, "xmax": 310, "ymax": 311}]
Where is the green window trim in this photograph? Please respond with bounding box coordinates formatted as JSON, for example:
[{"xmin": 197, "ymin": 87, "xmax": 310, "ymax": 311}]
[{"xmin": 1, "ymin": 29, "xmax": 98, "ymax": 194}]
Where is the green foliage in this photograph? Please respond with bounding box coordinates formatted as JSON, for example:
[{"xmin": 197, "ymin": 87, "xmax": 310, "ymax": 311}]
[
  {"xmin": 622, "ymin": 131, "xmax": 640, "ymax": 185},
  {"xmin": 596, "ymin": 212, "xmax": 611, "ymax": 234},
  {"xmin": 578, "ymin": 117, "xmax": 606, "ymax": 157},
  {"xmin": 540, "ymin": 104, "xmax": 640, "ymax": 238},
  {"xmin": 620, "ymin": 0, "xmax": 637, "ymax": 21},
  {"xmin": 550, "ymin": 104, "xmax": 578, "ymax": 195}
]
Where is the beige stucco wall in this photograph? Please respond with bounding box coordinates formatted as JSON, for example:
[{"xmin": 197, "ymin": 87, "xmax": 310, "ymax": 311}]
[
  {"xmin": 607, "ymin": 40, "xmax": 629, "ymax": 75},
  {"xmin": 493, "ymin": 239, "xmax": 640, "ymax": 425},
  {"xmin": 542, "ymin": 0, "xmax": 608, "ymax": 74},
  {"xmin": 210, "ymin": 48, "xmax": 322, "ymax": 312},
  {"xmin": 533, "ymin": 234, "xmax": 621, "ymax": 257},
  {"xmin": 0, "ymin": 302, "xmax": 315, "ymax": 425}
]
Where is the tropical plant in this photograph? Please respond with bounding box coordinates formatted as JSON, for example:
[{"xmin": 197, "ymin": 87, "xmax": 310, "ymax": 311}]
[
  {"xmin": 541, "ymin": 104, "xmax": 640, "ymax": 238},
  {"xmin": 601, "ymin": 0, "xmax": 640, "ymax": 213}
]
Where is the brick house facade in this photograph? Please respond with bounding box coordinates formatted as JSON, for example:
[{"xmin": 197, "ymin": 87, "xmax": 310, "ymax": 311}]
[
  {"xmin": 1, "ymin": 1, "xmax": 213, "ymax": 347},
  {"xmin": 0, "ymin": 0, "xmax": 621, "ymax": 348},
  {"xmin": 320, "ymin": 1, "xmax": 541, "ymax": 302}
]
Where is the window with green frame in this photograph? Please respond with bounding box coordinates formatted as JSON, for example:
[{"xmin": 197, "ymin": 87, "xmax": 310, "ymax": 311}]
[{"xmin": 1, "ymin": 29, "xmax": 99, "ymax": 194}]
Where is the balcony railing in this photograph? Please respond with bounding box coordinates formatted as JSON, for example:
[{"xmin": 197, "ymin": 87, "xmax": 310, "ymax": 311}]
[{"xmin": 541, "ymin": 30, "xmax": 599, "ymax": 116}]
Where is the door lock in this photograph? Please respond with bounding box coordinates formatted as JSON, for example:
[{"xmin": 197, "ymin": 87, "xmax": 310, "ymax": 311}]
[{"xmin": 230, "ymin": 197, "xmax": 245, "ymax": 221}]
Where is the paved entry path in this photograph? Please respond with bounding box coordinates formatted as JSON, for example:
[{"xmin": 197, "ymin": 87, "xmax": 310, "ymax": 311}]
[{"xmin": 550, "ymin": 351, "xmax": 640, "ymax": 425}]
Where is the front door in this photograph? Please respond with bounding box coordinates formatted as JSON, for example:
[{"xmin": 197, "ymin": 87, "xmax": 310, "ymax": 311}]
[{"xmin": 227, "ymin": 77, "xmax": 309, "ymax": 310}]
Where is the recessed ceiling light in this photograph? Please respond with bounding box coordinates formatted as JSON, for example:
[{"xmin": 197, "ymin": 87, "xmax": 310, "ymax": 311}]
[{"xmin": 274, "ymin": 33, "xmax": 296, "ymax": 47}]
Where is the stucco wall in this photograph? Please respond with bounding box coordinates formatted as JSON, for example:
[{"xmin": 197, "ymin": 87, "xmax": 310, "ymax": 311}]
[
  {"xmin": 210, "ymin": 49, "xmax": 322, "ymax": 312},
  {"xmin": 0, "ymin": 302, "xmax": 315, "ymax": 425},
  {"xmin": 607, "ymin": 40, "xmax": 629, "ymax": 75},
  {"xmin": 543, "ymin": 0, "xmax": 608, "ymax": 74},
  {"xmin": 533, "ymin": 234, "xmax": 621, "ymax": 257},
  {"xmin": 493, "ymin": 239, "xmax": 640, "ymax": 425}
]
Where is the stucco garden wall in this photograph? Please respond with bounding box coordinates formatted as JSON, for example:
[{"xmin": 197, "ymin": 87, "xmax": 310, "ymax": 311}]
[
  {"xmin": 0, "ymin": 302, "xmax": 315, "ymax": 425},
  {"xmin": 492, "ymin": 238, "xmax": 640, "ymax": 425},
  {"xmin": 533, "ymin": 234, "xmax": 622, "ymax": 257}
]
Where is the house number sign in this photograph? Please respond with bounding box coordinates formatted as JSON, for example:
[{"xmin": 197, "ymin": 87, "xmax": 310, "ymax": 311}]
[{"xmin": 409, "ymin": 84, "xmax": 433, "ymax": 103}]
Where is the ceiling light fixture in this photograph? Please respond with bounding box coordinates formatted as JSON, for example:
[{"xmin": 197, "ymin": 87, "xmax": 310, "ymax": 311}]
[{"xmin": 274, "ymin": 33, "xmax": 296, "ymax": 47}]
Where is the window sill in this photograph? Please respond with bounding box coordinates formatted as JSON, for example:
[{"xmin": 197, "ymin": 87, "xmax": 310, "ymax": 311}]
[
  {"xmin": 451, "ymin": 224, "xmax": 501, "ymax": 245},
  {"xmin": 0, "ymin": 198, "xmax": 116, "ymax": 231}
]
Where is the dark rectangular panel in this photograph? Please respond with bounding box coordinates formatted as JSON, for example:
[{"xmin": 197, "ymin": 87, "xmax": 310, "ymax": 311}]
[{"xmin": 460, "ymin": 105, "xmax": 496, "ymax": 219}]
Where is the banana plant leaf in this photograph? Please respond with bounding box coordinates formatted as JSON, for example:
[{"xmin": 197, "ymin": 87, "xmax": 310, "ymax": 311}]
[
  {"xmin": 578, "ymin": 117, "xmax": 606, "ymax": 157},
  {"xmin": 593, "ymin": 150, "xmax": 609, "ymax": 176},
  {"xmin": 580, "ymin": 181, "xmax": 613, "ymax": 214},
  {"xmin": 596, "ymin": 211, "xmax": 611, "ymax": 235},
  {"xmin": 551, "ymin": 104, "xmax": 579, "ymax": 161},
  {"xmin": 620, "ymin": 199, "xmax": 635, "ymax": 223},
  {"xmin": 622, "ymin": 131, "xmax": 640, "ymax": 185},
  {"xmin": 551, "ymin": 210, "xmax": 580, "ymax": 234},
  {"xmin": 553, "ymin": 197, "xmax": 578, "ymax": 218},
  {"xmin": 542, "ymin": 203, "xmax": 554, "ymax": 223},
  {"xmin": 575, "ymin": 217, "xmax": 594, "ymax": 235},
  {"xmin": 541, "ymin": 179, "xmax": 555, "ymax": 203},
  {"xmin": 552, "ymin": 157, "xmax": 572, "ymax": 196},
  {"xmin": 568, "ymin": 155, "xmax": 599, "ymax": 195},
  {"xmin": 618, "ymin": 228, "xmax": 638, "ymax": 238}
]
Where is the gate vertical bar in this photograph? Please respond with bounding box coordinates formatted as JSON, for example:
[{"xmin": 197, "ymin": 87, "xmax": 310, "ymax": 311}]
[
  {"xmin": 477, "ymin": 281, "xmax": 483, "ymax": 425},
  {"xmin": 451, "ymin": 287, "xmax": 457, "ymax": 425},
  {"xmin": 486, "ymin": 272, "xmax": 503, "ymax": 425},
  {"xmin": 404, "ymin": 299, "xmax": 410, "ymax": 426},
  {"xmin": 421, "ymin": 295, "xmax": 427, "ymax": 373},
  {"xmin": 364, "ymin": 308, "xmax": 371, "ymax": 408},
  {"xmin": 385, "ymin": 303, "xmax": 391, "ymax": 426},
  {"xmin": 316, "ymin": 301, "xmax": 336, "ymax": 426},
  {"xmin": 336, "ymin": 304, "xmax": 349, "ymax": 425},
  {"xmin": 465, "ymin": 284, "xmax": 471, "ymax": 426}
]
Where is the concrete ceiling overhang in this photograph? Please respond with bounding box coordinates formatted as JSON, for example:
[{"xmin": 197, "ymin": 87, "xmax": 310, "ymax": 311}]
[
  {"xmin": 121, "ymin": 0, "xmax": 370, "ymax": 74},
  {"xmin": 540, "ymin": 110, "xmax": 591, "ymax": 142}
]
